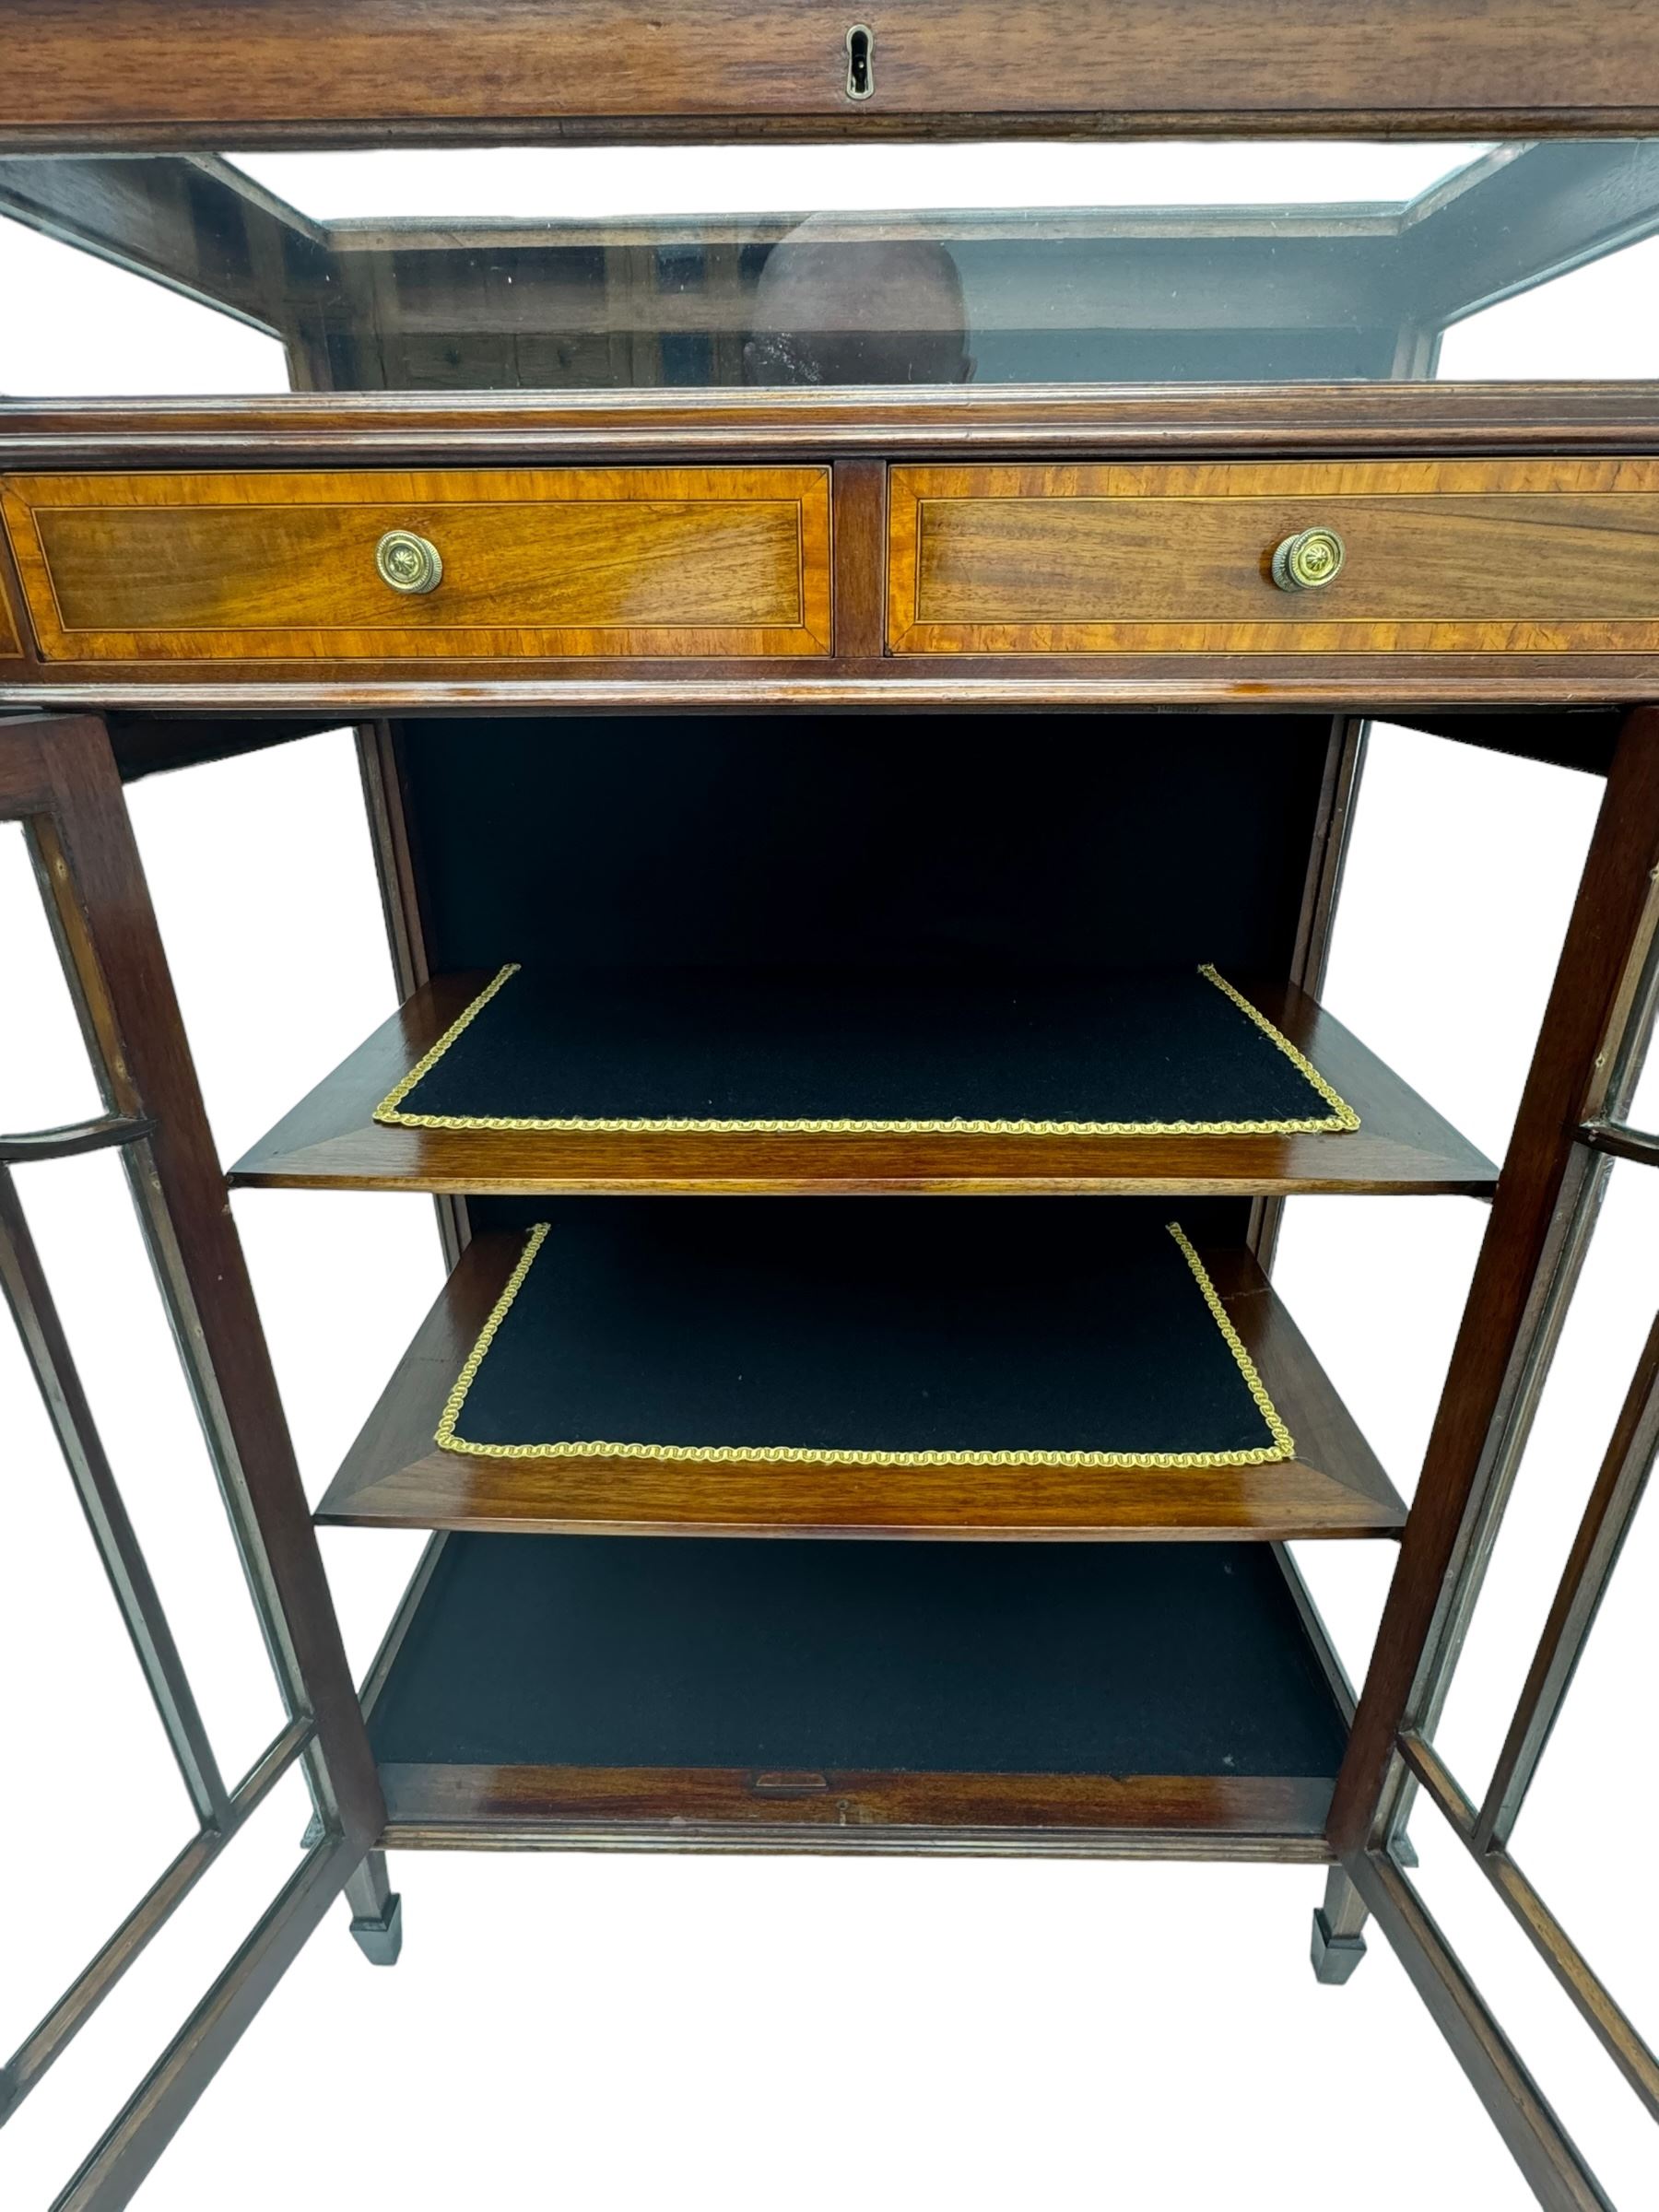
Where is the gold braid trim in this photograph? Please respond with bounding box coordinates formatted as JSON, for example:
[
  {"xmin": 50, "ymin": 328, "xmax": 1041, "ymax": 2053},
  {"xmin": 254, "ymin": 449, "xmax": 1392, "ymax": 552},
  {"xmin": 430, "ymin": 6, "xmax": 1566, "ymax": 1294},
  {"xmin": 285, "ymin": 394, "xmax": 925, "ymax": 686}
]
[
  {"xmin": 434, "ymin": 1219, "xmax": 550, "ymax": 1455},
  {"xmin": 1164, "ymin": 1219, "xmax": 1295, "ymax": 1462},
  {"xmin": 1196, "ymin": 964, "xmax": 1360, "ymax": 1132},
  {"xmin": 375, "ymin": 962, "xmax": 522, "ymax": 1124},
  {"xmin": 436, "ymin": 1219, "xmax": 1296, "ymax": 1468},
  {"xmin": 377, "ymin": 963, "xmax": 1360, "ymax": 1136}
]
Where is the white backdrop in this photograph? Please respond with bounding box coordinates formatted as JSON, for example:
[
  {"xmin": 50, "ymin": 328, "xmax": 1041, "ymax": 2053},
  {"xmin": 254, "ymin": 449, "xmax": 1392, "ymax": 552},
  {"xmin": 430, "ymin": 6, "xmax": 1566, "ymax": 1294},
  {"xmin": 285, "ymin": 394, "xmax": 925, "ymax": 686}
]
[
  {"xmin": 2, "ymin": 722, "xmax": 1654, "ymax": 2211},
  {"xmin": 1, "ymin": 137, "xmax": 1656, "ymax": 2212}
]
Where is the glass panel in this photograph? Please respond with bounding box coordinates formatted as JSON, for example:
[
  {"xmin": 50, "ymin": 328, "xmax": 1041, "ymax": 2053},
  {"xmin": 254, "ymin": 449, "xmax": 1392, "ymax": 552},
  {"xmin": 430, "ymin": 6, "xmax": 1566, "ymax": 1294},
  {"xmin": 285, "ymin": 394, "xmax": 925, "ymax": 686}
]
[
  {"xmin": 13, "ymin": 1148, "xmax": 290, "ymax": 1781},
  {"xmin": 1406, "ymin": 1790, "xmax": 1659, "ymax": 2207},
  {"xmin": 1310, "ymin": 724, "xmax": 1602, "ymax": 1171},
  {"xmin": 0, "ymin": 822, "xmax": 105, "ymax": 1133},
  {"xmin": 1, "ymin": 140, "xmax": 1657, "ymax": 393},
  {"xmin": 1618, "ymin": 969, "xmax": 1659, "ymax": 1135},
  {"xmin": 0, "ymin": 1211, "xmax": 194, "ymax": 2061},
  {"xmin": 1438, "ymin": 231, "xmax": 1659, "ymax": 381},
  {"xmin": 1510, "ymin": 1430, "xmax": 1659, "ymax": 2055},
  {"xmin": 125, "ymin": 733, "xmax": 442, "ymax": 1673},
  {"xmin": 1432, "ymin": 1160, "xmax": 1659, "ymax": 1795},
  {"xmin": 0, "ymin": 1766, "xmax": 313, "ymax": 2206},
  {"xmin": 0, "ymin": 211, "xmax": 289, "ymax": 397},
  {"xmin": 1273, "ymin": 727, "xmax": 1602, "ymax": 1699},
  {"xmin": 229, "ymin": 143, "xmax": 1490, "ymax": 222}
]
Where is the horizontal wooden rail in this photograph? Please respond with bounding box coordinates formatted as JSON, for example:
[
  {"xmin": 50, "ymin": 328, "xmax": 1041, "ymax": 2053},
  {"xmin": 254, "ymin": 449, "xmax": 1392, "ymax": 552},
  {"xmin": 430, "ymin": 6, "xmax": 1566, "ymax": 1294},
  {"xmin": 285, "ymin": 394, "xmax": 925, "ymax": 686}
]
[
  {"xmin": 1579, "ymin": 1117, "xmax": 1659, "ymax": 1168},
  {"xmin": 52, "ymin": 1833, "xmax": 351, "ymax": 2212},
  {"xmin": 0, "ymin": 1112, "xmax": 155, "ymax": 1163},
  {"xmin": 1395, "ymin": 1730, "xmax": 1476, "ymax": 1833},
  {"xmin": 1390, "ymin": 1728, "xmax": 1659, "ymax": 2127},
  {"xmin": 1350, "ymin": 1848, "xmax": 1611, "ymax": 2212},
  {"xmin": 0, "ymin": 1717, "xmax": 314, "ymax": 2124}
]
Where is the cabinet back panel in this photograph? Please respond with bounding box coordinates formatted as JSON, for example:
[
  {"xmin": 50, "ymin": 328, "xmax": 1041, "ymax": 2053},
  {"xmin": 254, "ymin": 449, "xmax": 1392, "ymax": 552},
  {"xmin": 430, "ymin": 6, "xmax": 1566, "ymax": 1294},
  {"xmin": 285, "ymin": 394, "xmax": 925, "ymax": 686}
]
[{"xmin": 401, "ymin": 714, "xmax": 1331, "ymax": 977}]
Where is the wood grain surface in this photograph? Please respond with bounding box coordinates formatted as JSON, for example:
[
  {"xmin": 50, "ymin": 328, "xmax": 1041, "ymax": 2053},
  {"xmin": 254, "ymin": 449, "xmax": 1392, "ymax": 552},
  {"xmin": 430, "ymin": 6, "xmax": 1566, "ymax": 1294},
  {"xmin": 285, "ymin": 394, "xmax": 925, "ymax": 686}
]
[
  {"xmin": 0, "ymin": 404, "xmax": 1657, "ymax": 706},
  {"xmin": 317, "ymin": 1231, "xmax": 1404, "ymax": 1539},
  {"xmin": 890, "ymin": 460, "xmax": 1659, "ymax": 654},
  {"xmin": 4, "ymin": 386, "xmax": 1659, "ymax": 458},
  {"xmin": 229, "ymin": 970, "xmax": 1497, "ymax": 1197},
  {"xmin": 2, "ymin": 0, "xmax": 1656, "ymax": 138},
  {"xmin": 12, "ymin": 661, "xmax": 1659, "ymax": 711},
  {"xmin": 0, "ymin": 466, "xmax": 831, "ymax": 660},
  {"xmin": 378, "ymin": 1761, "xmax": 1336, "ymax": 1853}
]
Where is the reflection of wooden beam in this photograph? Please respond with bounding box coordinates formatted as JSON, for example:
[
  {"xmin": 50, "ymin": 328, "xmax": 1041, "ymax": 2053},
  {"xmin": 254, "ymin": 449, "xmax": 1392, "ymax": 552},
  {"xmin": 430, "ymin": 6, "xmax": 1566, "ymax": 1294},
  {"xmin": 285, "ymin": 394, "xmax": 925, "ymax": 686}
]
[
  {"xmin": 1393, "ymin": 140, "xmax": 1659, "ymax": 325},
  {"xmin": 288, "ymin": 144, "xmax": 1659, "ymax": 363},
  {"xmin": 329, "ymin": 204, "xmax": 1422, "ymax": 253},
  {"xmin": 108, "ymin": 713, "xmax": 345, "ymax": 782},
  {"xmin": 0, "ymin": 155, "xmax": 399, "ymax": 390},
  {"xmin": 0, "ymin": 155, "xmax": 307, "ymax": 327},
  {"xmin": 369, "ymin": 235, "xmax": 1399, "ymax": 335},
  {"xmin": 1382, "ymin": 712, "xmax": 1623, "ymax": 778}
]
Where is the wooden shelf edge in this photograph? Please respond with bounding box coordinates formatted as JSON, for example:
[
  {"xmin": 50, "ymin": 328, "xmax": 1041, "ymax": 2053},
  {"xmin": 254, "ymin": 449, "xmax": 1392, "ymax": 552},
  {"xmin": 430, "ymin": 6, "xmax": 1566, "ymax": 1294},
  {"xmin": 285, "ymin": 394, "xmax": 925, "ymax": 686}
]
[
  {"xmin": 318, "ymin": 1231, "xmax": 1406, "ymax": 1541},
  {"xmin": 361, "ymin": 1535, "xmax": 1350, "ymax": 1851},
  {"xmin": 377, "ymin": 1761, "xmax": 1336, "ymax": 1854},
  {"xmin": 233, "ymin": 968, "xmax": 1498, "ymax": 1198}
]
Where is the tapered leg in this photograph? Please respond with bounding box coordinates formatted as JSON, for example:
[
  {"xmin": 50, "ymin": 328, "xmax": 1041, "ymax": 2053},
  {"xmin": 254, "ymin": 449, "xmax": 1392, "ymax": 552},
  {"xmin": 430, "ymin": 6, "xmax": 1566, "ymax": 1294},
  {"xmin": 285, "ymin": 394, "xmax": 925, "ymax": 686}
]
[
  {"xmin": 346, "ymin": 1849, "xmax": 404, "ymax": 1966},
  {"xmin": 1310, "ymin": 1865, "xmax": 1369, "ymax": 1984}
]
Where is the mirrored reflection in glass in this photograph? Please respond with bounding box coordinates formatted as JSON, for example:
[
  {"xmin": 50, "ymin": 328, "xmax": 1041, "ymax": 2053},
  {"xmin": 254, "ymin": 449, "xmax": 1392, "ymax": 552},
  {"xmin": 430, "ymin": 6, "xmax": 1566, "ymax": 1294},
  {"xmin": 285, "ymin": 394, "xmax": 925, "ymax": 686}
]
[{"xmin": 2, "ymin": 141, "xmax": 1658, "ymax": 394}]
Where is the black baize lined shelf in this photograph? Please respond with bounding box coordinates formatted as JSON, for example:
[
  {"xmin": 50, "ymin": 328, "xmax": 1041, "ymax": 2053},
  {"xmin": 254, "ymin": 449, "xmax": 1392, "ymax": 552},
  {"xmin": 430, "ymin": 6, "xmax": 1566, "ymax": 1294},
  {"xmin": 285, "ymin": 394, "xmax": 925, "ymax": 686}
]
[
  {"xmin": 369, "ymin": 1535, "xmax": 1348, "ymax": 1848},
  {"xmin": 257, "ymin": 715, "xmax": 1443, "ymax": 1842},
  {"xmin": 231, "ymin": 716, "xmax": 1491, "ymax": 1197},
  {"xmin": 374, "ymin": 1536, "xmax": 1347, "ymax": 1774},
  {"xmin": 437, "ymin": 1205, "xmax": 1288, "ymax": 1468},
  {"xmin": 319, "ymin": 1199, "xmax": 1401, "ymax": 1535},
  {"xmin": 374, "ymin": 961, "xmax": 1358, "ymax": 1135}
]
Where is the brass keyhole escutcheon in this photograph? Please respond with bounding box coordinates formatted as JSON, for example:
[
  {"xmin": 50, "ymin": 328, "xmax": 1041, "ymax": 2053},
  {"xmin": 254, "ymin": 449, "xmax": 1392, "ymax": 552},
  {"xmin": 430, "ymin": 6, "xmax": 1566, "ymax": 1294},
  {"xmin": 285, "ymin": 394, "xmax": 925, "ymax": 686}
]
[
  {"xmin": 1271, "ymin": 526, "xmax": 1346, "ymax": 593},
  {"xmin": 845, "ymin": 23, "xmax": 874, "ymax": 99},
  {"xmin": 375, "ymin": 529, "xmax": 443, "ymax": 594}
]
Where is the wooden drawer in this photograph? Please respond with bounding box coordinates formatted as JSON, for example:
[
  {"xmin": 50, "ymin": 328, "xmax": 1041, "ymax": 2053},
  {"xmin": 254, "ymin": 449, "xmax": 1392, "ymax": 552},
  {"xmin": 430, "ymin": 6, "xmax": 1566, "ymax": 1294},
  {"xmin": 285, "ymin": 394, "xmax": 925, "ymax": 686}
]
[
  {"xmin": 0, "ymin": 467, "xmax": 831, "ymax": 661},
  {"xmin": 888, "ymin": 461, "xmax": 1659, "ymax": 655}
]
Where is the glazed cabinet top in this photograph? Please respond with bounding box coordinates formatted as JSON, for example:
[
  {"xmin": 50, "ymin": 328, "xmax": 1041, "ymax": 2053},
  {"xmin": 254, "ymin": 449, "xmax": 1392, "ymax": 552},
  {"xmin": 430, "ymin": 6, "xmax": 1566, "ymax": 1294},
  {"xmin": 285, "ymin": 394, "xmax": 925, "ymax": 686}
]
[
  {"xmin": 4, "ymin": 134, "xmax": 1659, "ymax": 707},
  {"xmin": 6, "ymin": 443, "xmax": 1659, "ymax": 708}
]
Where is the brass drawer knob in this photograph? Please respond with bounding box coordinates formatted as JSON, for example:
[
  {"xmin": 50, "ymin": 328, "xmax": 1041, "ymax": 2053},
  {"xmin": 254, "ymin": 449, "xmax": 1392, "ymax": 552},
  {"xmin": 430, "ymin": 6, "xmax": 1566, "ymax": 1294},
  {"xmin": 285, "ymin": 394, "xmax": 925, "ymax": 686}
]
[
  {"xmin": 1271, "ymin": 527, "xmax": 1346, "ymax": 593},
  {"xmin": 375, "ymin": 529, "xmax": 443, "ymax": 594}
]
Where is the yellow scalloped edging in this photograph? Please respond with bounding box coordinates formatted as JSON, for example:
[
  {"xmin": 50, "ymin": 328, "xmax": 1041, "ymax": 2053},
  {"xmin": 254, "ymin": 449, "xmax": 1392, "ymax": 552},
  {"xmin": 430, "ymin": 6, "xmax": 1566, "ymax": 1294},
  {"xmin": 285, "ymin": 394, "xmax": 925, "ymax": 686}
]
[
  {"xmin": 376, "ymin": 962, "xmax": 1359, "ymax": 1136},
  {"xmin": 434, "ymin": 1218, "xmax": 1295, "ymax": 1468}
]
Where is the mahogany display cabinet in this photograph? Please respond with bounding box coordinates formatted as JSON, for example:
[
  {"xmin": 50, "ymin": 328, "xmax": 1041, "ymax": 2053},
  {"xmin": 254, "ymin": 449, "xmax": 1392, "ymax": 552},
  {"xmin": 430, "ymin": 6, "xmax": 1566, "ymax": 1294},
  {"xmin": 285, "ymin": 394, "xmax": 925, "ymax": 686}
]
[{"xmin": 2, "ymin": 8, "xmax": 1658, "ymax": 2207}]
